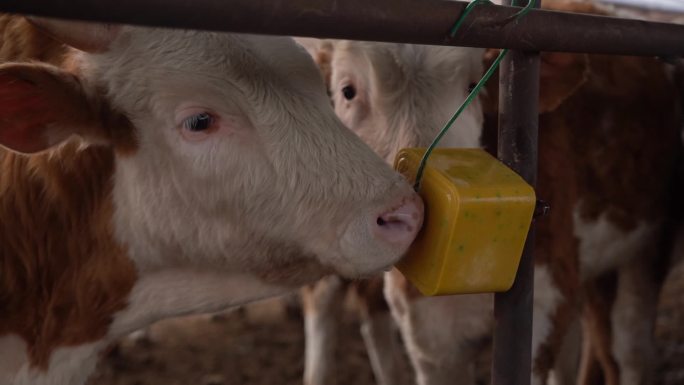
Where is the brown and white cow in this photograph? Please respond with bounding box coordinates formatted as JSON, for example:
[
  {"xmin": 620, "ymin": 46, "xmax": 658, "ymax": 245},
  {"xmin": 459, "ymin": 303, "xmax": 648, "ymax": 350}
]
[
  {"xmin": 0, "ymin": 15, "xmax": 425, "ymax": 385},
  {"xmin": 302, "ymin": 1, "xmax": 683, "ymax": 384}
]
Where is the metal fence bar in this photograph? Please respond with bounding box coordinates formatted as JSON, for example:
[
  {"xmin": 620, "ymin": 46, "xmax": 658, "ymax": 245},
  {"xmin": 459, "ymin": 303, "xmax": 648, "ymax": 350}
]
[
  {"xmin": 2, "ymin": 0, "xmax": 683, "ymax": 57},
  {"xmin": 491, "ymin": 0, "xmax": 540, "ymax": 383}
]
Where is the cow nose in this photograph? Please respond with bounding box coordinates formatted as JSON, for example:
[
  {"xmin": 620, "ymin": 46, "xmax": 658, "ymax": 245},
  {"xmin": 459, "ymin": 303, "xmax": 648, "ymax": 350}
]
[{"xmin": 374, "ymin": 194, "xmax": 424, "ymax": 249}]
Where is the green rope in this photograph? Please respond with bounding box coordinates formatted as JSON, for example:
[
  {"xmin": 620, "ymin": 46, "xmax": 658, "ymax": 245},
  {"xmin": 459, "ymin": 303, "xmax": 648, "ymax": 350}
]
[{"xmin": 413, "ymin": 0, "xmax": 536, "ymax": 191}]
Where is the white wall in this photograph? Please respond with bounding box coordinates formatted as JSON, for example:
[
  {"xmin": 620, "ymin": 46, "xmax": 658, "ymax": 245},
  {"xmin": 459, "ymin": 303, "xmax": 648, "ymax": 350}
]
[{"xmin": 597, "ymin": 0, "xmax": 684, "ymax": 13}]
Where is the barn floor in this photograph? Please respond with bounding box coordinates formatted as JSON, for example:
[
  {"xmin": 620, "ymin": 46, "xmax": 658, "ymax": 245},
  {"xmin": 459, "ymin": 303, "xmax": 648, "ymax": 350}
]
[
  {"xmin": 88, "ymin": 295, "xmax": 393, "ymax": 385},
  {"xmin": 90, "ymin": 258, "xmax": 684, "ymax": 385}
]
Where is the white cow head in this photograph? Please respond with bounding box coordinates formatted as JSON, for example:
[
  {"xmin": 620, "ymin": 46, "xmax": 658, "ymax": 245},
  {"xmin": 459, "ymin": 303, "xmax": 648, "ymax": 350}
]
[
  {"xmin": 0, "ymin": 19, "xmax": 423, "ymax": 286},
  {"xmin": 326, "ymin": 41, "xmax": 485, "ymax": 160}
]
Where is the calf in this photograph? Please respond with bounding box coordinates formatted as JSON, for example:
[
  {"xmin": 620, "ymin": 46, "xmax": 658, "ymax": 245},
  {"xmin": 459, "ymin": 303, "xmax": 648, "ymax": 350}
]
[
  {"xmin": 326, "ymin": 38, "xmax": 491, "ymax": 385},
  {"xmin": 0, "ymin": 15, "xmax": 424, "ymax": 385},
  {"xmin": 296, "ymin": 37, "xmax": 486, "ymax": 385},
  {"xmin": 306, "ymin": 1, "xmax": 682, "ymax": 384}
]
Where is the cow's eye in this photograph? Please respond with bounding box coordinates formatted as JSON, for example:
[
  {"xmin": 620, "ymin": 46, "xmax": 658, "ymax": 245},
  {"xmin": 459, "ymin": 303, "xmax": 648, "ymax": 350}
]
[
  {"xmin": 342, "ymin": 85, "xmax": 356, "ymax": 100},
  {"xmin": 467, "ymin": 82, "xmax": 478, "ymax": 93},
  {"xmin": 183, "ymin": 112, "xmax": 214, "ymax": 132}
]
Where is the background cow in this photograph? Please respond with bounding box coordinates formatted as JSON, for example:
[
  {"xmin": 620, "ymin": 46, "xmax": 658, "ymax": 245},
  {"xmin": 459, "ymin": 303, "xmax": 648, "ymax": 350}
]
[{"xmin": 296, "ymin": 36, "xmax": 486, "ymax": 385}]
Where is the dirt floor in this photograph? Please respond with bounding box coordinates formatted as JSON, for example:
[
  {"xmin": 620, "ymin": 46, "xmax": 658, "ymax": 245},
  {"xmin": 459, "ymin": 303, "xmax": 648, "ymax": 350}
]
[
  {"xmin": 90, "ymin": 257, "xmax": 684, "ymax": 385},
  {"xmin": 89, "ymin": 295, "xmax": 392, "ymax": 385}
]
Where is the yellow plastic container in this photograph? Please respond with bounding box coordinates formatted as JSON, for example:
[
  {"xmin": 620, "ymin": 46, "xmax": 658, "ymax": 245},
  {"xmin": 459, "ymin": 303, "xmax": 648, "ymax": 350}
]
[{"xmin": 394, "ymin": 148, "xmax": 535, "ymax": 296}]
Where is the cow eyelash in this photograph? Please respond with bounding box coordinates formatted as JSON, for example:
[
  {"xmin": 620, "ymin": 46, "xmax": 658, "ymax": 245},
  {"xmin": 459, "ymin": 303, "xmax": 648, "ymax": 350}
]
[{"xmin": 182, "ymin": 112, "xmax": 214, "ymax": 132}]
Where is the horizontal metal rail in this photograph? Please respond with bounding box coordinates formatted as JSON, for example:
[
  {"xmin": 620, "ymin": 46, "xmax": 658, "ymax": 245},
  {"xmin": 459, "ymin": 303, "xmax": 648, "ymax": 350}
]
[{"xmin": 1, "ymin": 0, "xmax": 683, "ymax": 57}]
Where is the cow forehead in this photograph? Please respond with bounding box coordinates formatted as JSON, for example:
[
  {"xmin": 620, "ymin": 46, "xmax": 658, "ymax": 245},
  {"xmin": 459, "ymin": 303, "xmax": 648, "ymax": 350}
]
[
  {"xmin": 100, "ymin": 28, "xmax": 327, "ymax": 100},
  {"xmin": 384, "ymin": 44, "xmax": 482, "ymax": 83},
  {"xmin": 336, "ymin": 42, "xmax": 480, "ymax": 95},
  {"xmin": 241, "ymin": 34, "xmax": 329, "ymax": 91}
]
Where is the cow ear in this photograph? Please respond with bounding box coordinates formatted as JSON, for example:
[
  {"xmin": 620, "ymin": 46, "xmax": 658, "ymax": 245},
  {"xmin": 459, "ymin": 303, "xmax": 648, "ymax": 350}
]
[
  {"xmin": 313, "ymin": 41, "xmax": 334, "ymax": 92},
  {"xmin": 0, "ymin": 63, "xmax": 108, "ymax": 154},
  {"xmin": 26, "ymin": 17, "xmax": 120, "ymax": 53},
  {"xmin": 481, "ymin": 49, "xmax": 502, "ymax": 115},
  {"xmin": 539, "ymin": 52, "xmax": 589, "ymax": 113},
  {"xmin": 295, "ymin": 38, "xmax": 334, "ymax": 91}
]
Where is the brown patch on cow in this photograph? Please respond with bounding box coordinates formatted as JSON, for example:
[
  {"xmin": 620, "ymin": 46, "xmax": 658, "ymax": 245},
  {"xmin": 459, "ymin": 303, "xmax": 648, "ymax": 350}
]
[
  {"xmin": 569, "ymin": 54, "xmax": 680, "ymax": 230},
  {"xmin": 539, "ymin": 53, "xmax": 590, "ymax": 113},
  {"xmin": 0, "ymin": 143, "xmax": 138, "ymax": 369}
]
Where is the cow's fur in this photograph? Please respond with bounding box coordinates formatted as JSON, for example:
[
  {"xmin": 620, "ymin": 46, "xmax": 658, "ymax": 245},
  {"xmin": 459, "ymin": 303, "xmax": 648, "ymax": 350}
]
[{"xmin": 0, "ymin": 16, "xmax": 422, "ymax": 385}]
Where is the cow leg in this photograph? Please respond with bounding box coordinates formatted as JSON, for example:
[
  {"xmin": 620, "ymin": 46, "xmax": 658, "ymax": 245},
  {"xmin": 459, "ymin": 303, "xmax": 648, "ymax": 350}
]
[
  {"xmin": 578, "ymin": 273, "xmax": 619, "ymax": 385},
  {"xmin": 606, "ymin": 219, "xmax": 672, "ymax": 385},
  {"xmin": 550, "ymin": 315, "xmax": 581, "ymax": 385},
  {"xmin": 301, "ymin": 275, "xmax": 345, "ymax": 385},
  {"xmin": 360, "ymin": 312, "xmax": 410, "ymax": 385},
  {"xmin": 353, "ymin": 278, "xmax": 410, "ymax": 385},
  {"xmin": 574, "ymin": 211, "xmax": 669, "ymax": 385},
  {"xmin": 611, "ymin": 252, "xmax": 663, "ymax": 385},
  {"xmin": 384, "ymin": 269, "xmax": 493, "ymax": 385},
  {"xmin": 578, "ymin": 321, "xmax": 603, "ymax": 385},
  {"xmin": 531, "ymin": 265, "xmax": 565, "ymax": 385}
]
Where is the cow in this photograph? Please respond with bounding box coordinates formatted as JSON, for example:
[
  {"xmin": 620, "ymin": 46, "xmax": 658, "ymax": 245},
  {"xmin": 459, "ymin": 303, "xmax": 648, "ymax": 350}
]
[
  {"xmin": 295, "ymin": 36, "xmax": 486, "ymax": 385},
  {"xmin": 0, "ymin": 15, "xmax": 425, "ymax": 385},
  {"xmin": 325, "ymin": 38, "xmax": 491, "ymax": 385},
  {"xmin": 302, "ymin": 1, "xmax": 683, "ymax": 384}
]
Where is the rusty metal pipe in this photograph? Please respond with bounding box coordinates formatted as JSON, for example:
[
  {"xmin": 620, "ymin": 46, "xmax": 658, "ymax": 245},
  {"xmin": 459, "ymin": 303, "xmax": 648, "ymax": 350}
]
[
  {"xmin": 1, "ymin": 0, "xmax": 683, "ymax": 57},
  {"xmin": 491, "ymin": 0, "xmax": 540, "ymax": 383}
]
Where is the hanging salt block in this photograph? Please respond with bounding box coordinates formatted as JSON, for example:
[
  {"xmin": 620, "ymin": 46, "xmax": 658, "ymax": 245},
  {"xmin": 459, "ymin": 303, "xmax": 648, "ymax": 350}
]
[{"xmin": 394, "ymin": 148, "xmax": 535, "ymax": 296}]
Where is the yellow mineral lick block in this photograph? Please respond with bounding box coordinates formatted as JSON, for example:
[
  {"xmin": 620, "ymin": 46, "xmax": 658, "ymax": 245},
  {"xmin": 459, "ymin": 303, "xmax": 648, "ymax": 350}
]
[{"xmin": 394, "ymin": 148, "xmax": 535, "ymax": 296}]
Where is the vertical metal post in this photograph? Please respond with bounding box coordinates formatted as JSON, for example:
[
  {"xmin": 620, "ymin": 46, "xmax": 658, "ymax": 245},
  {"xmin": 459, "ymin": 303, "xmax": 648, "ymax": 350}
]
[{"xmin": 491, "ymin": 1, "xmax": 540, "ymax": 384}]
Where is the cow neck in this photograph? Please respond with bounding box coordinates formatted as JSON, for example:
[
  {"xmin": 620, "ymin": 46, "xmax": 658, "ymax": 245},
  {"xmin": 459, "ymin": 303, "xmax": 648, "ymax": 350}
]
[{"xmin": 0, "ymin": 141, "xmax": 137, "ymax": 369}]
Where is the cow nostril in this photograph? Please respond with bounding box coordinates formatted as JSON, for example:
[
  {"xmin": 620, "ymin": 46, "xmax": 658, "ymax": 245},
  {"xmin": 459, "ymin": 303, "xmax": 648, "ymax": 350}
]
[
  {"xmin": 377, "ymin": 213, "xmax": 413, "ymax": 233},
  {"xmin": 374, "ymin": 196, "xmax": 423, "ymax": 246}
]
